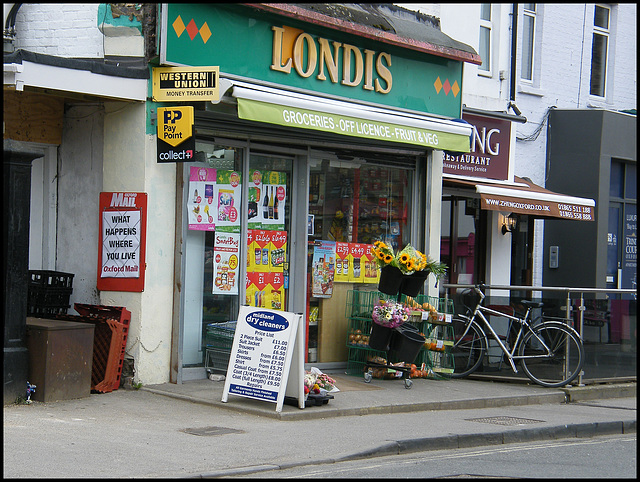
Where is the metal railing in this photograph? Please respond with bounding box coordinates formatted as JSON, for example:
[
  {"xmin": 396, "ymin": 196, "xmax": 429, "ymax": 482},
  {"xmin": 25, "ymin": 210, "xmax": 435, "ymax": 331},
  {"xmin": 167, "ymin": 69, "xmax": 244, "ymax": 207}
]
[{"xmin": 441, "ymin": 283, "xmax": 637, "ymax": 386}]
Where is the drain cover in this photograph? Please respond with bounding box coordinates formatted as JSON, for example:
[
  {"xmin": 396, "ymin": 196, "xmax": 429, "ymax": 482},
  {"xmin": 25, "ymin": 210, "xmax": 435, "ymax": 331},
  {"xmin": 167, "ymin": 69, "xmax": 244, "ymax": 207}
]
[
  {"xmin": 465, "ymin": 416, "xmax": 544, "ymax": 426},
  {"xmin": 181, "ymin": 426, "xmax": 245, "ymax": 436}
]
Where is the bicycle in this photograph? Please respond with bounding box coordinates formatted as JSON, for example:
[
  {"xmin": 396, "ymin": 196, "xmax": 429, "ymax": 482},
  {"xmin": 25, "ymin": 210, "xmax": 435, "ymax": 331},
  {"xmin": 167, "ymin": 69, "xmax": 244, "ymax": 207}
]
[{"xmin": 450, "ymin": 285, "xmax": 584, "ymax": 388}]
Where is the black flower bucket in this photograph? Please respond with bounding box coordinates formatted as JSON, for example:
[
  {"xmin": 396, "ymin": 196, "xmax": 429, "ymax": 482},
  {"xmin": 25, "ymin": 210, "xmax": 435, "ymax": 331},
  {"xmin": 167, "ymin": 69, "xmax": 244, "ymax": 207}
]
[
  {"xmin": 389, "ymin": 328, "xmax": 426, "ymax": 364},
  {"xmin": 377, "ymin": 265, "xmax": 404, "ymax": 295},
  {"xmin": 399, "ymin": 270, "xmax": 430, "ymax": 297},
  {"xmin": 368, "ymin": 322, "xmax": 394, "ymax": 351}
]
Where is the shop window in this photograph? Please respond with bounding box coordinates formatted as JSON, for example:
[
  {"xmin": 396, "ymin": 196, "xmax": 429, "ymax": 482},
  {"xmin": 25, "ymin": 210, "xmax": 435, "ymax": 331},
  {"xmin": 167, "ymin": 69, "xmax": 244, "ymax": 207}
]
[
  {"xmin": 307, "ymin": 159, "xmax": 414, "ymax": 363},
  {"xmin": 441, "ymin": 196, "xmax": 485, "ymax": 288},
  {"xmin": 608, "ymin": 160, "xmax": 637, "ymax": 293},
  {"xmin": 308, "ymin": 161, "xmax": 412, "ymax": 249}
]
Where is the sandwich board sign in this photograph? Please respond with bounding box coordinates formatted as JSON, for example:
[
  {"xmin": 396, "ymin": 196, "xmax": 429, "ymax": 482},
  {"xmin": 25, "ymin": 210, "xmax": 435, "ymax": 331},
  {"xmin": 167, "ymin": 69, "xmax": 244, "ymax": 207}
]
[{"xmin": 222, "ymin": 306, "xmax": 304, "ymax": 412}]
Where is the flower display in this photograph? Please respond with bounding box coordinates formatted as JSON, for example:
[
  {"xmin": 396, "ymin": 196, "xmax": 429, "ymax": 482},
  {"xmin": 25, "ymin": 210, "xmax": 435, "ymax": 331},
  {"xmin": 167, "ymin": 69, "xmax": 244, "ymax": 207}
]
[
  {"xmin": 304, "ymin": 368, "xmax": 339, "ymax": 397},
  {"xmin": 371, "ymin": 240, "xmax": 447, "ymax": 280},
  {"xmin": 372, "ymin": 299, "xmax": 411, "ymax": 329}
]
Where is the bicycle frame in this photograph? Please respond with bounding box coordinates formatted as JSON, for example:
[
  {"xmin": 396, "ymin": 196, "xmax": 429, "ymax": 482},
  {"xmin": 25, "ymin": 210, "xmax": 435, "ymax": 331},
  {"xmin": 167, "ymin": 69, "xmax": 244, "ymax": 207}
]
[{"xmin": 459, "ymin": 287, "xmax": 559, "ymax": 374}]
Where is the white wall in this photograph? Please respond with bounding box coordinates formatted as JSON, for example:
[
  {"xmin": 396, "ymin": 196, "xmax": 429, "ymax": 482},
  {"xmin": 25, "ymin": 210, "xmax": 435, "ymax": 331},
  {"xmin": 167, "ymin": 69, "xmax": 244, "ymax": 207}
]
[
  {"xmin": 56, "ymin": 104, "xmax": 105, "ymax": 307},
  {"xmin": 13, "ymin": 3, "xmax": 104, "ymax": 57},
  {"xmin": 100, "ymin": 102, "xmax": 177, "ymax": 385}
]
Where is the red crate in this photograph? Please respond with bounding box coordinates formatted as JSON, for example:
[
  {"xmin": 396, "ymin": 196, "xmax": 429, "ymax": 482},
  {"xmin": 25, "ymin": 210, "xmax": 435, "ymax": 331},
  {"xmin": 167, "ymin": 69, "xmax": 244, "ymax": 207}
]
[{"xmin": 73, "ymin": 304, "xmax": 131, "ymax": 391}]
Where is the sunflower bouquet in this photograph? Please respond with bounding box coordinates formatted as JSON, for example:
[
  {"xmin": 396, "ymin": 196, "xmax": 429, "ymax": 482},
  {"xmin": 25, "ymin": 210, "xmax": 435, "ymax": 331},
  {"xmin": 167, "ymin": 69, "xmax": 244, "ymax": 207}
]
[{"xmin": 371, "ymin": 241, "xmax": 447, "ymax": 280}]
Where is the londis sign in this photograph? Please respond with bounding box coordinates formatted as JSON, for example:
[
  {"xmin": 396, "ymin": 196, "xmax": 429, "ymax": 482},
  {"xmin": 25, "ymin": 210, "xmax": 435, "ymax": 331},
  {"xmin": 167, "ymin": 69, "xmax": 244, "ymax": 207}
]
[
  {"xmin": 270, "ymin": 26, "xmax": 392, "ymax": 94},
  {"xmin": 161, "ymin": 4, "xmax": 464, "ymax": 118}
]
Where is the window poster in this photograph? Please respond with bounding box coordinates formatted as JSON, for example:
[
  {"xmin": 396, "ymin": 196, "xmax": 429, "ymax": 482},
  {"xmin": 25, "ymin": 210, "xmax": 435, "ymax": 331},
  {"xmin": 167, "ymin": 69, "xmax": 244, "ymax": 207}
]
[
  {"xmin": 329, "ymin": 242, "xmax": 377, "ymax": 284},
  {"xmin": 311, "ymin": 240, "xmax": 336, "ymax": 298},
  {"xmin": 213, "ymin": 232, "xmax": 240, "ymax": 294},
  {"xmin": 188, "ymin": 166, "xmax": 216, "ymax": 231},
  {"xmin": 334, "ymin": 242, "xmax": 350, "ymax": 283},
  {"xmin": 248, "ymin": 170, "xmax": 287, "ymax": 230},
  {"xmin": 216, "ymin": 170, "xmax": 242, "ymax": 233}
]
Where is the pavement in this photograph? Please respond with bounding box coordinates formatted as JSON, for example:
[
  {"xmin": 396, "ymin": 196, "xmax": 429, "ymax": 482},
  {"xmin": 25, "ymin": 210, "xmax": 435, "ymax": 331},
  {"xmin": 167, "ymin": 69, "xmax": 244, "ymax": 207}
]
[{"xmin": 3, "ymin": 372, "xmax": 636, "ymax": 478}]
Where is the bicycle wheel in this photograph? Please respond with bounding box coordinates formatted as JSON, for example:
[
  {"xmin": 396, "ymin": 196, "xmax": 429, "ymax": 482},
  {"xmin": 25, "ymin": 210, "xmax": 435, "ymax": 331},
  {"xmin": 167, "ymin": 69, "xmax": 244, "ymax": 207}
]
[
  {"xmin": 450, "ymin": 317, "xmax": 486, "ymax": 378},
  {"xmin": 518, "ymin": 321, "xmax": 584, "ymax": 388}
]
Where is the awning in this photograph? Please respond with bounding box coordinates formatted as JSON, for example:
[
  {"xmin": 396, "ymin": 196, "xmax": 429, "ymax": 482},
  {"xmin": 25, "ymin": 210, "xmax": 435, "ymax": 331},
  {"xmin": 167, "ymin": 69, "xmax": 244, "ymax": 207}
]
[
  {"xmin": 230, "ymin": 81, "xmax": 473, "ymax": 152},
  {"xmin": 444, "ymin": 176, "xmax": 596, "ymax": 222},
  {"xmin": 4, "ymin": 50, "xmax": 147, "ymax": 101}
]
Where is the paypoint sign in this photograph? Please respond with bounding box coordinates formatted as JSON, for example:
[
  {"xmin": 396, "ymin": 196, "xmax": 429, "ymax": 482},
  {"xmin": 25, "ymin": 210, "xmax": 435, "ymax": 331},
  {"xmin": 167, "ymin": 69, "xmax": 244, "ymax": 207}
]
[{"xmin": 157, "ymin": 106, "xmax": 195, "ymax": 163}]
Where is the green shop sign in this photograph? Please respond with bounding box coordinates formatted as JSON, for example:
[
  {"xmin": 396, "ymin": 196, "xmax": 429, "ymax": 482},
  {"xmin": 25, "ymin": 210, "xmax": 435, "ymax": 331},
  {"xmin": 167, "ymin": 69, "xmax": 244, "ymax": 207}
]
[
  {"xmin": 161, "ymin": 4, "xmax": 464, "ymax": 119},
  {"xmin": 237, "ymin": 97, "xmax": 470, "ymax": 152}
]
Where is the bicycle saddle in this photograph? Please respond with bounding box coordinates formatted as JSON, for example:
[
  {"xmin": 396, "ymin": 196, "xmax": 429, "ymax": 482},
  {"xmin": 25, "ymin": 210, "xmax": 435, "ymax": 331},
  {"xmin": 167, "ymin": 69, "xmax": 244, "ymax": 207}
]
[{"xmin": 521, "ymin": 300, "xmax": 544, "ymax": 308}]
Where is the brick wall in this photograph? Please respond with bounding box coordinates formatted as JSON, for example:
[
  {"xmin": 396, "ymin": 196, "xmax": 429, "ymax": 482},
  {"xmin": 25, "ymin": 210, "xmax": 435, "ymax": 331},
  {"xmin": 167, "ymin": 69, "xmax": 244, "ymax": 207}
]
[{"xmin": 13, "ymin": 4, "xmax": 104, "ymax": 58}]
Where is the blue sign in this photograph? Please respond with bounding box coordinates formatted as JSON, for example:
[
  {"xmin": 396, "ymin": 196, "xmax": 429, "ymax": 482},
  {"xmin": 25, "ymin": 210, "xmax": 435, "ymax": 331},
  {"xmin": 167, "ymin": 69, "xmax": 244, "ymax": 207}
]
[{"xmin": 245, "ymin": 310, "xmax": 289, "ymax": 332}]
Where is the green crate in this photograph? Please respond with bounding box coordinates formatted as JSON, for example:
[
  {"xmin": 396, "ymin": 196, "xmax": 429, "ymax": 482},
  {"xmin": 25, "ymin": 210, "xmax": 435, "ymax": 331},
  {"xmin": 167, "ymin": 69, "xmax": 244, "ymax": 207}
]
[{"xmin": 345, "ymin": 290, "xmax": 398, "ymax": 318}]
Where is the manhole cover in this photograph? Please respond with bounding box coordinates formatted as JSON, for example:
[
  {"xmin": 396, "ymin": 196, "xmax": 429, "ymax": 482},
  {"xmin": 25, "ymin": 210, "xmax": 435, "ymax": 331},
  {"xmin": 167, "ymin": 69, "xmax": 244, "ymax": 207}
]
[
  {"xmin": 465, "ymin": 416, "xmax": 544, "ymax": 426},
  {"xmin": 181, "ymin": 426, "xmax": 245, "ymax": 436}
]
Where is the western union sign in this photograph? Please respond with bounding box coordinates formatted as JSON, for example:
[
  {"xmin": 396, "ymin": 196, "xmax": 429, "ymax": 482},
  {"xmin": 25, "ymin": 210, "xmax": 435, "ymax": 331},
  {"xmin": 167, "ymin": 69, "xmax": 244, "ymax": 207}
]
[{"xmin": 152, "ymin": 66, "xmax": 219, "ymax": 102}]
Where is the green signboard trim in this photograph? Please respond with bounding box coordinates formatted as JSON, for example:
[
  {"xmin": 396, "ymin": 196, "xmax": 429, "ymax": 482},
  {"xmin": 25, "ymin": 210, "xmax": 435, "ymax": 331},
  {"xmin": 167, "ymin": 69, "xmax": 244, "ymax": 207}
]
[
  {"xmin": 162, "ymin": 3, "xmax": 464, "ymax": 118},
  {"xmin": 237, "ymin": 97, "xmax": 470, "ymax": 152}
]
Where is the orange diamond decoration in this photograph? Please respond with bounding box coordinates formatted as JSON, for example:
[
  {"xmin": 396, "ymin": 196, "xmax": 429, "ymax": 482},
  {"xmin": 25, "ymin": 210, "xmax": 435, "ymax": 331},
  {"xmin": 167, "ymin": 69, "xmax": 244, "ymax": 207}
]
[
  {"xmin": 451, "ymin": 81, "xmax": 460, "ymax": 97},
  {"xmin": 199, "ymin": 22, "xmax": 212, "ymax": 44},
  {"xmin": 186, "ymin": 19, "xmax": 199, "ymax": 40},
  {"xmin": 443, "ymin": 79, "xmax": 451, "ymax": 95},
  {"xmin": 434, "ymin": 76, "xmax": 443, "ymax": 94},
  {"xmin": 172, "ymin": 15, "xmax": 185, "ymax": 37}
]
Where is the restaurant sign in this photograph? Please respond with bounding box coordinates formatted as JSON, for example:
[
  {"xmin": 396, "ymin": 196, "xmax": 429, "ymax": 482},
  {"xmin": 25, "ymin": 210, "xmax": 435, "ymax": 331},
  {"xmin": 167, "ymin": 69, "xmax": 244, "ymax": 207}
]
[{"xmin": 443, "ymin": 113, "xmax": 513, "ymax": 181}]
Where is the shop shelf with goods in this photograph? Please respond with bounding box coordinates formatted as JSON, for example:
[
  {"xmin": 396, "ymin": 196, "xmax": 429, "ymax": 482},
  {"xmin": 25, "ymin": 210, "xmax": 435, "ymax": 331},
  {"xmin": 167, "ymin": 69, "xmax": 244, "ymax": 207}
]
[
  {"xmin": 345, "ymin": 290, "xmax": 454, "ymax": 380},
  {"xmin": 204, "ymin": 321, "xmax": 236, "ymax": 374}
]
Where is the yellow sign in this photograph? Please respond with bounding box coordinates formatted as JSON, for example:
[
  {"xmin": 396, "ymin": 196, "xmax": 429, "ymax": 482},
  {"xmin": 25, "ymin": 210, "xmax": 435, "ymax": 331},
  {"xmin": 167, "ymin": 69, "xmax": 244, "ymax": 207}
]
[
  {"xmin": 157, "ymin": 106, "xmax": 194, "ymax": 148},
  {"xmin": 152, "ymin": 66, "xmax": 219, "ymax": 101}
]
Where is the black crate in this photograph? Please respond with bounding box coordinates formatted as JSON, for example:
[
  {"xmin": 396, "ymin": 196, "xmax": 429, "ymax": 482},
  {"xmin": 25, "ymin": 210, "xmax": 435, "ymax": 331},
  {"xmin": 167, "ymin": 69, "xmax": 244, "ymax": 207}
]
[
  {"xmin": 29, "ymin": 270, "xmax": 74, "ymax": 288},
  {"xmin": 27, "ymin": 270, "xmax": 74, "ymax": 316}
]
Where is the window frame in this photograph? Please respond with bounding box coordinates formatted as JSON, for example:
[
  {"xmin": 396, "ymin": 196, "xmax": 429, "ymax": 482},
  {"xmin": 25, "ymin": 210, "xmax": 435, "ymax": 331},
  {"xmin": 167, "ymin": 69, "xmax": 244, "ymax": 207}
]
[
  {"xmin": 520, "ymin": 4, "xmax": 537, "ymax": 83},
  {"xmin": 589, "ymin": 4, "xmax": 611, "ymax": 98},
  {"xmin": 478, "ymin": 4, "xmax": 492, "ymax": 76}
]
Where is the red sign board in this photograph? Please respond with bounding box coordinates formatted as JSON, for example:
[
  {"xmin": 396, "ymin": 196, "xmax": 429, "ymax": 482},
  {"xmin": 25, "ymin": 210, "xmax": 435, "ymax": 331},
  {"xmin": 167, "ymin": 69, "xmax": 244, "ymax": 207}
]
[
  {"xmin": 443, "ymin": 113, "xmax": 511, "ymax": 181},
  {"xmin": 97, "ymin": 192, "xmax": 147, "ymax": 292}
]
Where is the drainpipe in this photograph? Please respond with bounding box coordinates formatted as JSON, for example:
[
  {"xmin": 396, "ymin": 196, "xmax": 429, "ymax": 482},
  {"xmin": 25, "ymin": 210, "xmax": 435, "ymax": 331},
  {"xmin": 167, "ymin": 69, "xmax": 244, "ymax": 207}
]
[
  {"xmin": 3, "ymin": 3, "xmax": 22, "ymax": 53},
  {"xmin": 510, "ymin": 3, "xmax": 517, "ymax": 103}
]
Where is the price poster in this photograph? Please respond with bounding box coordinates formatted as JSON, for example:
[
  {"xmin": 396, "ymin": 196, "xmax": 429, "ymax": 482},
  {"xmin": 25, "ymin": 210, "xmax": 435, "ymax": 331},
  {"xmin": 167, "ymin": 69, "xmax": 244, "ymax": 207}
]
[
  {"xmin": 348, "ymin": 243, "xmax": 372, "ymax": 283},
  {"xmin": 188, "ymin": 166, "xmax": 216, "ymax": 231},
  {"xmin": 222, "ymin": 306, "xmax": 304, "ymax": 412},
  {"xmin": 311, "ymin": 240, "xmax": 336, "ymax": 298},
  {"xmin": 247, "ymin": 170, "xmax": 287, "ymax": 230},
  {"xmin": 361, "ymin": 243, "xmax": 378, "ymax": 284},
  {"xmin": 334, "ymin": 242, "xmax": 350, "ymax": 283},
  {"xmin": 212, "ymin": 232, "xmax": 240, "ymax": 294},
  {"xmin": 216, "ymin": 170, "xmax": 242, "ymax": 233}
]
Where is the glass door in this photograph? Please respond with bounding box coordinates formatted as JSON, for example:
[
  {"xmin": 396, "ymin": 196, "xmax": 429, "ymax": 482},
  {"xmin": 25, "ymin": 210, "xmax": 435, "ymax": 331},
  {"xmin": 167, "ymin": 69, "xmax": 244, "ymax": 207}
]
[{"xmin": 246, "ymin": 154, "xmax": 293, "ymax": 312}]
